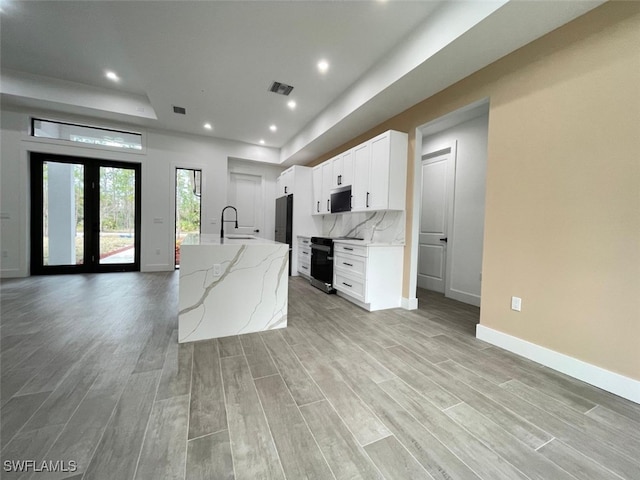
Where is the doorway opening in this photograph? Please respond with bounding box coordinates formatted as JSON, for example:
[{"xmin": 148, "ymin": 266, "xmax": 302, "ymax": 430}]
[
  {"xmin": 175, "ymin": 168, "xmax": 202, "ymax": 268},
  {"xmin": 30, "ymin": 152, "xmax": 141, "ymax": 274},
  {"xmin": 410, "ymin": 98, "xmax": 489, "ymax": 308}
]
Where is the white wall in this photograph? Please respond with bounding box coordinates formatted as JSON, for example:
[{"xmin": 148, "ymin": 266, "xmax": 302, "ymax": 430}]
[
  {"xmin": 0, "ymin": 107, "xmax": 279, "ymax": 277},
  {"xmin": 421, "ymin": 113, "xmax": 488, "ymax": 305},
  {"xmin": 227, "ymin": 159, "xmax": 285, "ymax": 241}
]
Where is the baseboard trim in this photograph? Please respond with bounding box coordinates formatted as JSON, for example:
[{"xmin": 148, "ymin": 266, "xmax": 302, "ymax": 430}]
[
  {"xmin": 448, "ymin": 288, "xmax": 480, "ymax": 307},
  {"xmin": 1, "ymin": 268, "xmax": 27, "ymax": 278},
  {"xmin": 142, "ymin": 264, "xmax": 173, "ymax": 272},
  {"xmin": 476, "ymin": 325, "xmax": 640, "ymax": 404},
  {"xmin": 402, "ymin": 297, "xmax": 418, "ymax": 310}
]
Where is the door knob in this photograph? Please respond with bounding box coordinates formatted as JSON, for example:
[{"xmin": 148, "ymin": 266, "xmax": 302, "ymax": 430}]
[
  {"xmin": 440, "ymin": 237, "xmax": 448, "ymax": 243},
  {"xmin": 254, "ymin": 229, "xmax": 260, "ymax": 233}
]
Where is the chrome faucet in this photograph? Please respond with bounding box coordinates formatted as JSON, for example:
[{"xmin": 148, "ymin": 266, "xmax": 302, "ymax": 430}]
[{"xmin": 220, "ymin": 205, "xmax": 238, "ymax": 238}]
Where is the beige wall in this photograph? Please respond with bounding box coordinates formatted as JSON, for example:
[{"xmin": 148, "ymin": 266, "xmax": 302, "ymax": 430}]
[{"xmin": 307, "ymin": 2, "xmax": 640, "ymax": 380}]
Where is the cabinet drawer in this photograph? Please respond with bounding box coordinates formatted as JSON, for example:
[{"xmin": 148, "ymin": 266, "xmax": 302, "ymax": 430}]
[
  {"xmin": 334, "ymin": 252, "xmax": 366, "ymax": 277},
  {"xmin": 334, "ymin": 273, "xmax": 365, "ymax": 300},
  {"xmin": 334, "ymin": 242, "xmax": 367, "ymax": 257},
  {"xmin": 298, "ymin": 262, "xmax": 311, "ymax": 275},
  {"xmin": 298, "ymin": 246, "xmax": 311, "ymax": 258},
  {"xmin": 298, "ymin": 237, "xmax": 311, "ymax": 247}
]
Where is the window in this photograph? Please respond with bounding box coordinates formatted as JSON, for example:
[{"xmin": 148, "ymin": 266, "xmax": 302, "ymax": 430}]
[{"xmin": 31, "ymin": 118, "xmax": 143, "ymax": 150}]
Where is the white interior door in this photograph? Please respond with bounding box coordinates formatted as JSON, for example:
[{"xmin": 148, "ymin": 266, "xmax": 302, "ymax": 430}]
[
  {"xmin": 228, "ymin": 172, "xmax": 263, "ymax": 236},
  {"xmin": 418, "ymin": 145, "xmax": 456, "ymax": 294}
]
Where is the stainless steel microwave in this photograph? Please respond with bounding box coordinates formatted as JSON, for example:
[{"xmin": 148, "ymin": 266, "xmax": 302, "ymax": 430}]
[{"xmin": 330, "ymin": 185, "xmax": 352, "ymax": 213}]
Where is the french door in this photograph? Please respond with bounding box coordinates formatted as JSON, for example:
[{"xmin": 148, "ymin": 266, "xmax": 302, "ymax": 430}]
[{"xmin": 30, "ymin": 152, "xmax": 141, "ymax": 274}]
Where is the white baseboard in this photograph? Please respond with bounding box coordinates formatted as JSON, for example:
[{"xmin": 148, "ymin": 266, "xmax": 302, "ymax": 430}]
[
  {"xmin": 142, "ymin": 264, "xmax": 173, "ymax": 272},
  {"xmin": 448, "ymin": 288, "xmax": 480, "ymax": 307},
  {"xmin": 476, "ymin": 325, "xmax": 640, "ymax": 404},
  {"xmin": 1, "ymin": 268, "xmax": 27, "ymax": 278},
  {"xmin": 402, "ymin": 297, "xmax": 418, "ymax": 310}
]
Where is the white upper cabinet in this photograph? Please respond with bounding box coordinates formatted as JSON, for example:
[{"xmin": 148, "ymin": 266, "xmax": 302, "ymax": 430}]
[
  {"xmin": 351, "ymin": 141, "xmax": 371, "ymax": 211},
  {"xmin": 321, "ymin": 161, "xmax": 333, "ymax": 213},
  {"xmin": 276, "ymin": 167, "xmax": 294, "ymax": 198},
  {"xmin": 312, "ymin": 165, "xmax": 323, "ymax": 215},
  {"xmin": 332, "ymin": 149, "xmax": 354, "ymax": 188},
  {"xmin": 311, "ymin": 129, "xmax": 407, "ymax": 215},
  {"xmin": 352, "ymin": 130, "xmax": 408, "ymax": 212}
]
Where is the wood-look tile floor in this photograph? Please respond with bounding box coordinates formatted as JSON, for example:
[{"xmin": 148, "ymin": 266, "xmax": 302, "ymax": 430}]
[{"xmin": 1, "ymin": 272, "xmax": 639, "ymax": 479}]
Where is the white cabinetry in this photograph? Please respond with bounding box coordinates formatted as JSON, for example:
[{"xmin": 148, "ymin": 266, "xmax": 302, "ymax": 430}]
[
  {"xmin": 321, "ymin": 161, "xmax": 333, "ymax": 214},
  {"xmin": 332, "ymin": 149, "xmax": 354, "ymax": 188},
  {"xmin": 312, "ymin": 166, "xmax": 323, "ymax": 215},
  {"xmin": 333, "ymin": 241, "xmax": 404, "ymax": 311},
  {"xmin": 352, "ymin": 130, "xmax": 408, "ymax": 212},
  {"xmin": 297, "ymin": 236, "xmax": 311, "ymax": 278},
  {"xmin": 276, "ymin": 167, "xmax": 294, "ymax": 198},
  {"xmin": 275, "ymin": 166, "xmax": 318, "ymax": 276}
]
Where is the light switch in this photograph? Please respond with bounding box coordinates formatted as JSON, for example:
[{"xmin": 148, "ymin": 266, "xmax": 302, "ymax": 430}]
[{"xmin": 511, "ymin": 296, "xmax": 522, "ymax": 312}]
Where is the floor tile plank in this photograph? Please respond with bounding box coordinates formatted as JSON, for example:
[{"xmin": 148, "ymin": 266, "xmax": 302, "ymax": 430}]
[
  {"xmin": 134, "ymin": 395, "xmax": 189, "ymax": 480},
  {"xmin": 188, "ymin": 340, "xmax": 226, "ymax": 439},
  {"xmin": 186, "ymin": 430, "xmax": 234, "ymax": 480},
  {"xmin": 364, "ymin": 435, "xmax": 435, "ymax": 480},
  {"xmin": 83, "ymin": 370, "xmax": 160, "ymax": 480},
  {"xmin": 300, "ymin": 399, "xmax": 385, "ymax": 480},
  {"xmin": 254, "ymin": 374, "xmax": 334, "ymax": 480},
  {"xmin": 220, "ymin": 355, "xmax": 283, "ymax": 480}
]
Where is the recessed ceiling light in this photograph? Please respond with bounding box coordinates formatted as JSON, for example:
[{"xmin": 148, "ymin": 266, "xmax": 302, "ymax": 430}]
[
  {"xmin": 259, "ymin": 139, "xmax": 265, "ymax": 145},
  {"xmin": 317, "ymin": 59, "xmax": 329, "ymax": 74},
  {"xmin": 105, "ymin": 70, "xmax": 119, "ymax": 82},
  {"xmin": 287, "ymin": 100, "xmax": 296, "ymax": 110},
  {"xmin": 204, "ymin": 123, "xmax": 212, "ymax": 130},
  {"xmin": 269, "ymin": 124, "xmax": 277, "ymax": 132}
]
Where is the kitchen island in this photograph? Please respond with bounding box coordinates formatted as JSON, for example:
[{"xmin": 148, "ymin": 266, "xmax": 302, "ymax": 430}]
[{"xmin": 178, "ymin": 234, "xmax": 288, "ymax": 343}]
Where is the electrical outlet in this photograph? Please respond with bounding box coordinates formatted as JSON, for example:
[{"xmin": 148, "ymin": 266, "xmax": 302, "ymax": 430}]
[
  {"xmin": 213, "ymin": 264, "xmax": 221, "ymax": 276},
  {"xmin": 511, "ymin": 296, "xmax": 522, "ymax": 312}
]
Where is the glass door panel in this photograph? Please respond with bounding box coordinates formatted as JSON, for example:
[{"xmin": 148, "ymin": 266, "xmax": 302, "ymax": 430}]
[
  {"xmin": 175, "ymin": 168, "xmax": 201, "ymax": 268},
  {"xmin": 42, "ymin": 161, "xmax": 85, "ymax": 266},
  {"xmin": 99, "ymin": 166, "xmax": 136, "ymax": 265},
  {"xmin": 31, "ymin": 153, "xmax": 140, "ymax": 275}
]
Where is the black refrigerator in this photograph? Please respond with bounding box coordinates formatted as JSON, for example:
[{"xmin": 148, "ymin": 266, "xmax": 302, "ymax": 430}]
[{"xmin": 275, "ymin": 194, "xmax": 293, "ymax": 275}]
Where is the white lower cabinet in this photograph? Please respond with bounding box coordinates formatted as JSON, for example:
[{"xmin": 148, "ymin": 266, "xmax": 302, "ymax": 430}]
[
  {"xmin": 297, "ymin": 236, "xmax": 311, "ymax": 278},
  {"xmin": 333, "ymin": 241, "xmax": 403, "ymax": 311}
]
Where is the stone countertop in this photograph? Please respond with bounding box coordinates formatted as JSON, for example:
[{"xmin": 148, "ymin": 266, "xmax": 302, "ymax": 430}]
[
  {"xmin": 333, "ymin": 239, "xmax": 404, "ymax": 247},
  {"xmin": 182, "ymin": 233, "xmax": 285, "ymax": 246}
]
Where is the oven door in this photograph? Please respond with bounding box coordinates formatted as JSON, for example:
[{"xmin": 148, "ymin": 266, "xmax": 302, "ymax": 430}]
[{"xmin": 310, "ymin": 243, "xmax": 333, "ymax": 284}]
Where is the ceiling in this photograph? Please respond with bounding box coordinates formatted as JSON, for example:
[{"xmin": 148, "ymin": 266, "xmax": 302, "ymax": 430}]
[{"xmin": 0, "ymin": 0, "xmax": 604, "ymax": 165}]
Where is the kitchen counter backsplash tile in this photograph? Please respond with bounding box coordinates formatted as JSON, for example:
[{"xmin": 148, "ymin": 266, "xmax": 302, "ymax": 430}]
[{"xmin": 323, "ymin": 211, "xmax": 404, "ymax": 244}]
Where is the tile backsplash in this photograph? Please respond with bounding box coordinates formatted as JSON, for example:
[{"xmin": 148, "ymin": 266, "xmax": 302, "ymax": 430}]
[{"xmin": 322, "ymin": 210, "xmax": 405, "ymax": 244}]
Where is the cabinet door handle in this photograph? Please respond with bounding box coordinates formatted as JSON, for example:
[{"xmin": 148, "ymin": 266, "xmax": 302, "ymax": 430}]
[
  {"xmin": 366, "ymin": 192, "xmax": 370, "ymax": 208},
  {"xmin": 343, "ymin": 247, "xmax": 354, "ymax": 251},
  {"xmin": 342, "ymin": 282, "xmax": 353, "ymax": 288},
  {"xmin": 343, "ymin": 262, "xmax": 353, "ymax": 266},
  {"xmin": 350, "ymin": 195, "xmax": 352, "ymax": 209},
  {"xmin": 337, "ymin": 174, "xmax": 342, "ymax": 185},
  {"xmin": 284, "ymin": 186, "xmax": 288, "ymax": 194},
  {"xmin": 327, "ymin": 199, "xmax": 330, "ymax": 211},
  {"xmin": 301, "ymin": 265, "xmax": 308, "ymax": 270},
  {"xmin": 303, "ymin": 251, "xmax": 309, "ymax": 255},
  {"xmin": 317, "ymin": 201, "xmax": 320, "ymax": 213}
]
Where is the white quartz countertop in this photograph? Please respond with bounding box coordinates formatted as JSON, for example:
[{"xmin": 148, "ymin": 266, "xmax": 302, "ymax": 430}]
[
  {"xmin": 295, "ymin": 234, "xmax": 403, "ymax": 247},
  {"xmin": 182, "ymin": 233, "xmax": 285, "ymax": 246},
  {"xmin": 333, "ymin": 239, "xmax": 404, "ymax": 247}
]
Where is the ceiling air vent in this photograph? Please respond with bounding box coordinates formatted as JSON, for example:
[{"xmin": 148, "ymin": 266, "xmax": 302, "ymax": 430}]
[
  {"xmin": 173, "ymin": 105, "xmax": 186, "ymax": 115},
  {"xmin": 268, "ymin": 81, "xmax": 294, "ymax": 96}
]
